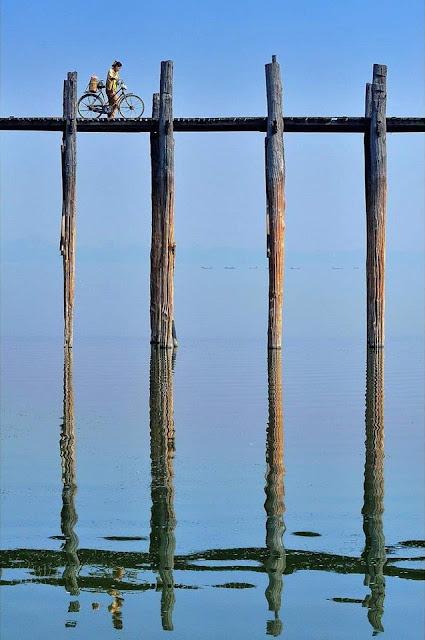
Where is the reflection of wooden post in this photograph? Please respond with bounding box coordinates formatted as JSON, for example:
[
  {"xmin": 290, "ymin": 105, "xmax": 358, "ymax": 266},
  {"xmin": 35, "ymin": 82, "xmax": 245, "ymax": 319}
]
[
  {"xmin": 149, "ymin": 346, "xmax": 176, "ymax": 630},
  {"xmin": 265, "ymin": 56, "xmax": 285, "ymax": 350},
  {"xmin": 365, "ymin": 65, "xmax": 387, "ymax": 348},
  {"xmin": 108, "ymin": 568, "xmax": 125, "ymax": 631},
  {"xmin": 60, "ymin": 72, "xmax": 77, "ymax": 349},
  {"xmin": 362, "ymin": 348, "xmax": 385, "ymax": 633},
  {"xmin": 60, "ymin": 349, "xmax": 79, "ymax": 595},
  {"xmin": 150, "ymin": 61, "xmax": 176, "ymax": 349},
  {"xmin": 264, "ymin": 349, "xmax": 285, "ymax": 636}
]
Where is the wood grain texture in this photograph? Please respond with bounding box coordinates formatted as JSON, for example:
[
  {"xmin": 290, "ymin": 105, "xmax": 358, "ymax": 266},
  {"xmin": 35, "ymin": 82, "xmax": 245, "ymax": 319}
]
[
  {"xmin": 365, "ymin": 65, "xmax": 387, "ymax": 348},
  {"xmin": 60, "ymin": 72, "xmax": 77, "ymax": 349},
  {"xmin": 150, "ymin": 62, "xmax": 176, "ymax": 348},
  {"xmin": 364, "ymin": 83, "xmax": 372, "ymax": 215},
  {"xmin": 265, "ymin": 57, "xmax": 285, "ymax": 349},
  {"xmin": 150, "ymin": 93, "xmax": 161, "ymax": 345}
]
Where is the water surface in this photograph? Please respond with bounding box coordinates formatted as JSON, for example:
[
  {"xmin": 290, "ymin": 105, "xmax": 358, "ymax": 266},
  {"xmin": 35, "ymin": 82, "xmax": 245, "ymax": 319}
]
[{"xmin": 1, "ymin": 335, "xmax": 424, "ymax": 639}]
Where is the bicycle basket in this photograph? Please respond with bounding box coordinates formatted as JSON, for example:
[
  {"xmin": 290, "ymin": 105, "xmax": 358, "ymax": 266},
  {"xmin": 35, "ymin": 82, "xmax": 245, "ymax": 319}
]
[{"xmin": 88, "ymin": 75, "xmax": 99, "ymax": 92}]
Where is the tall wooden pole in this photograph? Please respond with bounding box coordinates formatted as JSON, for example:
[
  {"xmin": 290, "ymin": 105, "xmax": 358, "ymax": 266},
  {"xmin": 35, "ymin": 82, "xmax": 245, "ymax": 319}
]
[
  {"xmin": 150, "ymin": 61, "xmax": 176, "ymax": 349},
  {"xmin": 362, "ymin": 348, "xmax": 385, "ymax": 633},
  {"xmin": 60, "ymin": 72, "xmax": 77, "ymax": 349},
  {"xmin": 365, "ymin": 64, "xmax": 387, "ymax": 349},
  {"xmin": 265, "ymin": 56, "xmax": 285, "ymax": 350},
  {"xmin": 150, "ymin": 93, "xmax": 161, "ymax": 345},
  {"xmin": 149, "ymin": 346, "xmax": 176, "ymax": 630},
  {"xmin": 264, "ymin": 349, "xmax": 285, "ymax": 636}
]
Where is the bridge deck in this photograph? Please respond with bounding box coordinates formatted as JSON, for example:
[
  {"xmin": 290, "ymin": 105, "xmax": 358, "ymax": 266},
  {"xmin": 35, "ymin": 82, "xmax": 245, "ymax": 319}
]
[{"xmin": 1, "ymin": 116, "xmax": 424, "ymax": 133}]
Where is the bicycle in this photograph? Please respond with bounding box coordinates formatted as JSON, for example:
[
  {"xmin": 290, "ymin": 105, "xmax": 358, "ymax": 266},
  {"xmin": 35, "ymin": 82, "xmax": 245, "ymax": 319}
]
[{"xmin": 78, "ymin": 80, "xmax": 145, "ymax": 120}]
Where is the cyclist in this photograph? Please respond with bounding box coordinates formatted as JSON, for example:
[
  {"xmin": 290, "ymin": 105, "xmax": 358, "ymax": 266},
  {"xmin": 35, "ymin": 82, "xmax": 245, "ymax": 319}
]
[{"xmin": 106, "ymin": 60, "xmax": 122, "ymax": 120}]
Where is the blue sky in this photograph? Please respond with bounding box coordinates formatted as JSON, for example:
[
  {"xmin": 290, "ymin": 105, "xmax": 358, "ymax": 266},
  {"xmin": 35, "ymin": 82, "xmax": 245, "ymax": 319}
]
[{"xmin": 1, "ymin": 0, "xmax": 423, "ymax": 339}]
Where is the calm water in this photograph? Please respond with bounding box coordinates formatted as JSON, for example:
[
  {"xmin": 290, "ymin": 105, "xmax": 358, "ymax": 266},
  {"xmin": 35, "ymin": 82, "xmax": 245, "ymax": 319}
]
[{"xmin": 0, "ymin": 335, "xmax": 424, "ymax": 639}]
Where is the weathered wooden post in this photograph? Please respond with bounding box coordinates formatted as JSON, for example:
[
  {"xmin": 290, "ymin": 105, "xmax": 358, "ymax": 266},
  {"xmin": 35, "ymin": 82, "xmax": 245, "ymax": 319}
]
[
  {"xmin": 60, "ymin": 72, "xmax": 77, "ymax": 349},
  {"xmin": 150, "ymin": 61, "xmax": 176, "ymax": 349},
  {"xmin": 150, "ymin": 93, "xmax": 161, "ymax": 344},
  {"xmin": 265, "ymin": 56, "xmax": 286, "ymax": 350},
  {"xmin": 149, "ymin": 346, "xmax": 176, "ymax": 630},
  {"xmin": 365, "ymin": 65, "xmax": 387, "ymax": 348},
  {"xmin": 362, "ymin": 348, "xmax": 385, "ymax": 633},
  {"xmin": 264, "ymin": 348, "xmax": 285, "ymax": 635}
]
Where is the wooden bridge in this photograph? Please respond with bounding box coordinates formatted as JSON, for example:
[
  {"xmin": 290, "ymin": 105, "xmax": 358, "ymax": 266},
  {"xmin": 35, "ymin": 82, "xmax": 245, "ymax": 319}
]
[
  {"xmin": 1, "ymin": 57, "xmax": 424, "ymax": 350},
  {"xmin": 1, "ymin": 115, "xmax": 424, "ymax": 133}
]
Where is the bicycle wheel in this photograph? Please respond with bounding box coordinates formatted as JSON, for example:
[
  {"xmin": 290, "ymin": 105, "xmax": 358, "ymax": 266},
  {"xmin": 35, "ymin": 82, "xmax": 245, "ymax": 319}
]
[
  {"xmin": 119, "ymin": 94, "xmax": 145, "ymax": 119},
  {"xmin": 78, "ymin": 93, "xmax": 104, "ymax": 119}
]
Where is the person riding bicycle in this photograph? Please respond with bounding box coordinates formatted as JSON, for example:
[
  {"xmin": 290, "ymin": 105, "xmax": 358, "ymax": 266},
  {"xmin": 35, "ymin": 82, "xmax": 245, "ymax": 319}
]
[
  {"xmin": 106, "ymin": 60, "xmax": 122, "ymax": 120},
  {"xmin": 78, "ymin": 62, "xmax": 144, "ymax": 120}
]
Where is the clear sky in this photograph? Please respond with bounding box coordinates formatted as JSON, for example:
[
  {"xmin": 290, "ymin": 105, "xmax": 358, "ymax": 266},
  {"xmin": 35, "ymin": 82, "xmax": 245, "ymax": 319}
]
[{"xmin": 0, "ymin": 0, "xmax": 424, "ymax": 340}]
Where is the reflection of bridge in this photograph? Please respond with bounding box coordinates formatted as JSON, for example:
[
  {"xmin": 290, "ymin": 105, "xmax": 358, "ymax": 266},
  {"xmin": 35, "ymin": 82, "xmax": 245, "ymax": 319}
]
[
  {"xmin": 1, "ymin": 544, "xmax": 422, "ymax": 588},
  {"xmin": 1, "ymin": 347, "xmax": 424, "ymax": 635}
]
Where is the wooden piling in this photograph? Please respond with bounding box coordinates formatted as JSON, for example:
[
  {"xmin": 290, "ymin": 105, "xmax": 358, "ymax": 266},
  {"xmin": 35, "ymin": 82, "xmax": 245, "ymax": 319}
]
[
  {"xmin": 362, "ymin": 348, "xmax": 385, "ymax": 633},
  {"xmin": 265, "ymin": 56, "xmax": 286, "ymax": 349},
  {"xmin": 150, "ymin": 61, "xmax": 176, "ymax": 349},
  {"xmin": 365, "ymin": 65, "xmax": 387, "ymax": 348},
  {"xmin": 150, "ymin": 93, "xmax": 161, "ymax": 344},
  {"xmin": 60, "ymin": 72, "xmax": 77, "ymax": 349},
  {"xmin": 264, "ymin": 349, "xmax": 285, "ymax": 635}
]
